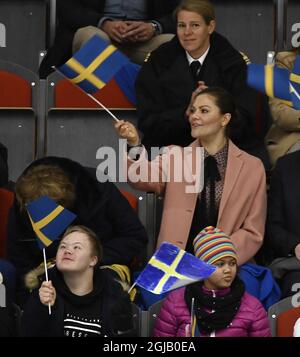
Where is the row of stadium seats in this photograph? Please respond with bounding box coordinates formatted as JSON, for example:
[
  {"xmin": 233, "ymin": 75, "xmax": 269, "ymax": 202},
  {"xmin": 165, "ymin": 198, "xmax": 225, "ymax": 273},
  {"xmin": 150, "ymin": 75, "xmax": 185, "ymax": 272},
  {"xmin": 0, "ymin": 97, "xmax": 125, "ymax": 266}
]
[
  {"xmin": 3, "ymin": 294, "xmax": 300, "ymax": 337},
  {"xmin": 0, "ymin": 60, "xmax": 135, "ymax": 181},
  {"xmin": 0, "ymin": 61, "xmax": 161, "ymax": 264}
]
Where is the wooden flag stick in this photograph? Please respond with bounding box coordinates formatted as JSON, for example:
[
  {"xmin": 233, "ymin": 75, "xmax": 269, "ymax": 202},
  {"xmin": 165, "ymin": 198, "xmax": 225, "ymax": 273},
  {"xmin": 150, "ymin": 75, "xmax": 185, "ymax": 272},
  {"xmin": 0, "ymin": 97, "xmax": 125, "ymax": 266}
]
[
  {"xmin": 43, "ymin": 248, "xmax": 52, "ymax": 315},
  {"xmin": 127, "ymin": 281, "xmax": 136, "ymax": 295},
  {"xmin": 290, "ymin": 83, "xmax": 300, "ymax": 102},
  {"xmin": 52, "ymin": 66, "xmax": 120, "ymax": 122},
  {"xmin": 190, "ymin": 297, "xmax": 195, "ymax": 337}
]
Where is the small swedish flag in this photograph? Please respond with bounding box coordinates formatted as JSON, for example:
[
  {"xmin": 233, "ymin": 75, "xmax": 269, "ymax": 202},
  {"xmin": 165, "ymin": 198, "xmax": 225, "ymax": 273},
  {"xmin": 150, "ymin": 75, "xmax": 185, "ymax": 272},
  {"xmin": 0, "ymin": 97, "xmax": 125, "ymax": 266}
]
[
  {"xmin": 58, "ymin": 35, "xmax": 130, "ymax": 94},
  {"xmin": 247, "ymin": 55, "xmax": 300, "ymax": 109},
  {"xmin": 134, "ymin": 242, "xmax": 216, "ymax": 295},
  {"xmin": 247, "ymin": 63, "xmax": 292, "ymax": 106},
  {"xmin": 26, "ymin": 196, "xmax": 77, "ymax": 250}
]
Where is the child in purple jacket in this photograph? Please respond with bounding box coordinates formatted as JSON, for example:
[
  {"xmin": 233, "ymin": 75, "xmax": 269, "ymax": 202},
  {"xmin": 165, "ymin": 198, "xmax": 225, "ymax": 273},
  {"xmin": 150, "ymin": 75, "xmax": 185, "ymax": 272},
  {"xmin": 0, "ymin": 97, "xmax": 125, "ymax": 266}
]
[{"xmin": 153, "ymin": 226, "xmax": 271, "ymax": 337}]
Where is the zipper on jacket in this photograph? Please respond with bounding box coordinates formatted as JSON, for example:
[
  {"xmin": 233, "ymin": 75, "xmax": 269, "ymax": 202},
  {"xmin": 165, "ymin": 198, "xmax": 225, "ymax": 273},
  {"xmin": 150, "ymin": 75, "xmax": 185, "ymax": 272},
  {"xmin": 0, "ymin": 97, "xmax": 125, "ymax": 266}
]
[{"xmin": 210, "ymin": 290, "xmax": 216, "ymax": 337}]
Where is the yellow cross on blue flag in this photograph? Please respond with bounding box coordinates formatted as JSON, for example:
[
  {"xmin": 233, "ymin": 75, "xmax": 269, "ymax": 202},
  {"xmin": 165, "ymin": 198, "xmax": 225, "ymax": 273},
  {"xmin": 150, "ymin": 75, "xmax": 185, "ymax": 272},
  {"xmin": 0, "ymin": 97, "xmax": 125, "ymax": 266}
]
[
  {"xmin": 26, "ymin": 196, "xmax": 77, "ymax": 250},
  {"xmin": 247, "ymin": 55, "xmax": 300, "ymax": 109},
  {"xmin": 58, "ymin": 35, "xmax": 130, "ymax": 94},
  {"xmin": 134, "ymin": 242, "xmax": 216, "ymax": 295}
]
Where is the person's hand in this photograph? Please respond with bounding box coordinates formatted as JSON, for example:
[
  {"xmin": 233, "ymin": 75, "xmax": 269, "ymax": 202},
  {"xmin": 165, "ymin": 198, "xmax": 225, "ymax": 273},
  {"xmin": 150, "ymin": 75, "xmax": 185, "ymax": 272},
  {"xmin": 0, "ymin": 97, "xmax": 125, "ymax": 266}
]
[
  {"xmin": 122, "ymin": 21, "xmax": 155, "ymax": 43},
  {"xmin": 102, "ymin": 20, "xmax": 128, "ymax": 43},
  {"xmin": 196, "ymin": 81, "xmax": 208, "ymax": 92},
  {"xmin": 39, "ymin": 281, "xmax": 56, "ymax": 307},
  {"xmin": 295, "ymin": 244, "xmax": 300, "ymax": 260},
  {"xmin": 114, "ymin": 120, "xmax": 140, "ymax": 146},
  {"xmin": 185, "ymin": 81, "xmax": 208, "ymax": 117},
  {"xmin": 185, "ymin": 324, "xmax": 191, "ymax": 337}
]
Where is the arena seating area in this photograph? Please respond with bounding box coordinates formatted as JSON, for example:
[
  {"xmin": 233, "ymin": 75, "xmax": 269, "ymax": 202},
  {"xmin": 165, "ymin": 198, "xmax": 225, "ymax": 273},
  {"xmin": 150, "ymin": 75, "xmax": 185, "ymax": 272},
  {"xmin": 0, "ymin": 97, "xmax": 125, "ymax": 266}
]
[{"xmin": 0, "ymin": 0, "xmax": 300, "ymax": 338}]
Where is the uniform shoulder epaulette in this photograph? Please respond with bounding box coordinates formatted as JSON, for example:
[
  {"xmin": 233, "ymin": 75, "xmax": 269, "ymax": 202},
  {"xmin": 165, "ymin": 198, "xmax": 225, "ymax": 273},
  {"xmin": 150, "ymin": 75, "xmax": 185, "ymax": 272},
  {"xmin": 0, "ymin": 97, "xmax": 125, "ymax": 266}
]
[
  {"xmin": 240, "ymin": 51, "xmax": 251, "ymax": 65},
  {"xmin": 144, "ymin": 52, "xmax": 151, "ymax": 63}
]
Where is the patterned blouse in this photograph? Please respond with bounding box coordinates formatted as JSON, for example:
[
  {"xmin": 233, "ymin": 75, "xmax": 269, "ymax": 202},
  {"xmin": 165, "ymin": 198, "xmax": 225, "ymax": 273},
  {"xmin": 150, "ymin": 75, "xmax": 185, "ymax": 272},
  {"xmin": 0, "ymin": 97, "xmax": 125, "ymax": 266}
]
[{"xmin": 203, "ymin": 142, "xmax": 228, "ymax": 210}]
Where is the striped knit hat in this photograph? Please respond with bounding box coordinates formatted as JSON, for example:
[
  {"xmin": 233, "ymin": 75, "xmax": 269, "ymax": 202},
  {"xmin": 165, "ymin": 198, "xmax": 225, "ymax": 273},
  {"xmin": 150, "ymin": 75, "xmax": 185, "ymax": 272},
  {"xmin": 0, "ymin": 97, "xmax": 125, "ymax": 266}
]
[{"xmin": 193, "ymin": 226, "xmax": 237, "ymax": 264}]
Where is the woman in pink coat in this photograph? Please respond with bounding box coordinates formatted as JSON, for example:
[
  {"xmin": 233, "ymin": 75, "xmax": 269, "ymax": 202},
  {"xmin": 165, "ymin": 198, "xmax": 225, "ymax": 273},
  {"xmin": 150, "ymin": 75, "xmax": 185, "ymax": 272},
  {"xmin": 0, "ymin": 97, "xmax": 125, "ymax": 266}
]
[
  {"xmin": 115, "ymin": 86, "xmax": 267, "ymax": 265},
  {"xmin": 153, "ymin": 226, "xmax": 271, "ymax": 337}
]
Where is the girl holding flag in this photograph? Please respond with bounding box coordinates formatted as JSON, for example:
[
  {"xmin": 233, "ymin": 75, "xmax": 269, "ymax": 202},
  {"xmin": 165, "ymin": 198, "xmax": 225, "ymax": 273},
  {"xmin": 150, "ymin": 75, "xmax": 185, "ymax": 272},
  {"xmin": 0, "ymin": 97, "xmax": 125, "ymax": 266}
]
[
  {"xmin": 153, "ymin": 226, "xmax": 271, "ymax": 337},
  {"xmin": 21, "ymin": 225, "xmax": 134, "ymax": 337}
]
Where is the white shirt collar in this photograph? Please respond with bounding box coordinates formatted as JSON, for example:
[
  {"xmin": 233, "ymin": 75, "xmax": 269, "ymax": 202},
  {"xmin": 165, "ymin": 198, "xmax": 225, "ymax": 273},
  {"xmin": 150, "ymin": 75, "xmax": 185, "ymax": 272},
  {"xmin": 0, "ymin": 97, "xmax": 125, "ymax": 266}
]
[{"xmin": 186, "ymin": 46, "xmax": 210, "ymax": 66}]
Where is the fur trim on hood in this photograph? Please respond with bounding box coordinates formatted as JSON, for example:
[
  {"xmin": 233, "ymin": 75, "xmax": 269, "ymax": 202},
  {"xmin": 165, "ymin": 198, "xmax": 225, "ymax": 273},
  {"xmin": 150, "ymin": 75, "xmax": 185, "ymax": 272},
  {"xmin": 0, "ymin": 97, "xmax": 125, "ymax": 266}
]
[
  {"xmin": 24, "ymin": 260, "xmax": 55, "ymax": 290},
  {"xmin": 24, "ymin": 262, "xmax": 135, "ymax": 300}
]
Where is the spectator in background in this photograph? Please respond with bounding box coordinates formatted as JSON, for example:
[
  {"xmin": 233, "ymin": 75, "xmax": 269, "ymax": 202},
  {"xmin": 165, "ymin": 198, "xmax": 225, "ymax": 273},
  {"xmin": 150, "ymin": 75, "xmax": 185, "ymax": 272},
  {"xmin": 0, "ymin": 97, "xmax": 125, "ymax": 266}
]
[
  {"xmin": 153, "ymin": 226, "xmax": 271, "ymax": 337},
  {"xmin": 136, "ymin": 0, "xmax": 270, "ymax": 168},
  {"xmin": 7, "ymin": 156, "xmax": 147, "ymax": 306},
  {"xmin": 21, "ymin": 225, "xmax": 134, "ymax": 337},
  {"xmin": 266, "ymin": 150, "xmax": 300, "ymax": 297},
  {"xmin": 266, "ymin": 48, "xmax": 300, "ymax": 167},
  {"xmin": 39, "ymin": 0, "xmax": 179, "ymax": 78}
]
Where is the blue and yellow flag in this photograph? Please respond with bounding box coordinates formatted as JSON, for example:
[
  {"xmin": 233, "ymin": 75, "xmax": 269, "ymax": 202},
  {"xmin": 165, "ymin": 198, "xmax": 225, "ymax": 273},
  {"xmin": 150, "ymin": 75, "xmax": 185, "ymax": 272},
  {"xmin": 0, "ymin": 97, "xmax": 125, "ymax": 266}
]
[
  {"xmin": 290, "ymin": 55, "xmax": 300, "ymax": 110},
  {"xmin": 247, "ymin": 63, "xmax": 291, "ymax": 105},
  {"xmin": 26, "ymin": 196, "xmax": 77, "ymax": 250},
  {"xmin": 114, "ymin": 62, "xmax": 141, "ymax": 105},
  {"xmin": 247, "ymin": 55, "xmax": 300, "ymax": 109},
  {"xmin": 134, "ymin": 242, "xmax": 216, "ymax": 295},
  {"xmin": 58, "ymin": 35, "xmax": 130, "ymax": 94}
]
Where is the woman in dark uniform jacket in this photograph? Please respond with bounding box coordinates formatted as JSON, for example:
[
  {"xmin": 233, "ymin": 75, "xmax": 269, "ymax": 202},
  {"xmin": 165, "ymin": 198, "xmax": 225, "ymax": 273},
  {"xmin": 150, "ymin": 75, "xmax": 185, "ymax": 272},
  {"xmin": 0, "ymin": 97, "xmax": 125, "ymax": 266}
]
[{"xmin": 136, "ymin": 0, "xmax": 269, "ymax": 166}]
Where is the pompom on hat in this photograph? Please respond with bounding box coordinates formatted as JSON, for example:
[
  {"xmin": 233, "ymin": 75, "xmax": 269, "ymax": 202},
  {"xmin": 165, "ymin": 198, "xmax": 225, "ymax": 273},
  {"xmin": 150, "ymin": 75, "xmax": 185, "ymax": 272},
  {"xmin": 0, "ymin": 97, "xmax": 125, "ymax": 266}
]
[{"xmin": 193, "ymin": 226, "xmax": 237, "ymax": 264}]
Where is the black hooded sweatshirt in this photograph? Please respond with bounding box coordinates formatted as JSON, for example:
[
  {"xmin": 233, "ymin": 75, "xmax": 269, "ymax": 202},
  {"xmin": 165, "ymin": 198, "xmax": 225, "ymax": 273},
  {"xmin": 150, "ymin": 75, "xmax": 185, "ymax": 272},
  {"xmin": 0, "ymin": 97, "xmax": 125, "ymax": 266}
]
[{"xmin": 21, "ymin": 267, "xmax": 134, "ymax": 337}]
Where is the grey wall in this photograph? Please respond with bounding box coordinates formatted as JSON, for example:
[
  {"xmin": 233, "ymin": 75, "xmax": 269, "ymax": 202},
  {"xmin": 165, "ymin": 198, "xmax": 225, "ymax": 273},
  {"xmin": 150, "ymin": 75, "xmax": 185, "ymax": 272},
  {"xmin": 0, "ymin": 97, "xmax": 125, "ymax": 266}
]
[
  {"xmin": 287, "ymin": 0, "xmax": 300, "ymax": 50},
  {"xmin": 211, "ymin": 0, "xmax": 275, "ymax": 63},
  {"xmin": 46, "ymin": 108, "xmax": 138, "ymax": 194},
  {"xmin": 0, "ymin": 109, "xmax": 36, "ymax": 180}
]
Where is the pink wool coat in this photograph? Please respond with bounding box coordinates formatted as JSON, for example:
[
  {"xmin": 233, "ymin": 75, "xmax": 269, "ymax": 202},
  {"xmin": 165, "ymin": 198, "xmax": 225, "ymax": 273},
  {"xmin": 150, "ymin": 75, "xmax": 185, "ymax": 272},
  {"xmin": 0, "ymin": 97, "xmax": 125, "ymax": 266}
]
[{"xmin": 127, "ymin": 140, "xmax": 267, "ymax": 265}]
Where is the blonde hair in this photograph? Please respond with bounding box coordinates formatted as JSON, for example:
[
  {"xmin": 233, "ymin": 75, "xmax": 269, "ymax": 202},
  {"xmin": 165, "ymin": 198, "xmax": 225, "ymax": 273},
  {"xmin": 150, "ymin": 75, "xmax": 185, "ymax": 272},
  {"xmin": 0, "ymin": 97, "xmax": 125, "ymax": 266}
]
[
  {"xmin": 61, "ymin": 225, "xmax": 103, "ymax": 263},
  {"xmin": 174, "ymin": 0, "xmax": 215, "ymax": 25},
  {"xmin": 16, "ymin": 164, "xmax": 76, "ymax": 211}
]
